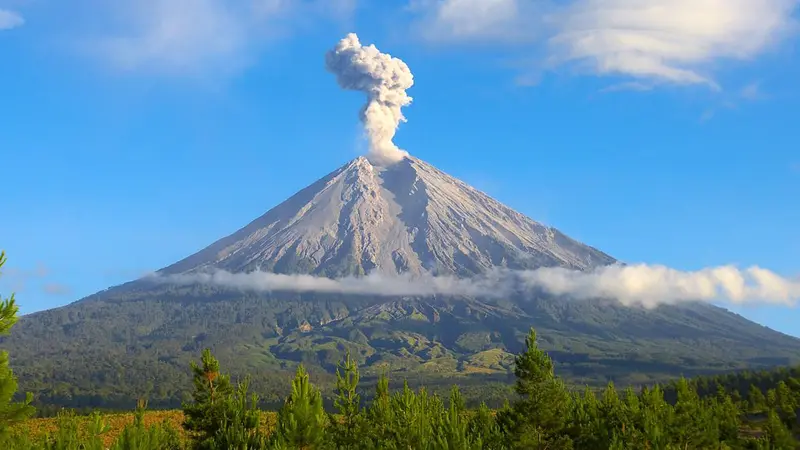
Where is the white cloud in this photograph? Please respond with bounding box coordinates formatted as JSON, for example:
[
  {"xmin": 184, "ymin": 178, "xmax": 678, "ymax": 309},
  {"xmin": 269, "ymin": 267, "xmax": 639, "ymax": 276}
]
[
  {"xmin": 149, "ymin": 263, "xmax": 800, "ymax": 309},
  {"xmin": 411, "ymin": 0, "xmax": 800, "ymax": 89},
  {"xmin": 739, "ymin": 81, "xmax": 766, "ymax": 100},
  {"xmin": 0, "ymin": 9, "xmax": 23, "ymax": 30},
  {"xmin": 518, "ymin": 264, "xmax": 800, "ymax": 308},
  {"xmin": 409, "ymin": 0, "xmax": 535, "ymax": 43},
  {"xmin": 84, "ymin": 0, "xmax": 358, "ymax": 75}
]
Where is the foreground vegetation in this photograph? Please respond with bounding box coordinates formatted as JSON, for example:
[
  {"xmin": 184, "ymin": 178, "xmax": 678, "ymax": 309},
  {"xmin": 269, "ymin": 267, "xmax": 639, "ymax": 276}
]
[{"xmin": 2, "ymin": 251, "xmax": 800, "ymax": 448}]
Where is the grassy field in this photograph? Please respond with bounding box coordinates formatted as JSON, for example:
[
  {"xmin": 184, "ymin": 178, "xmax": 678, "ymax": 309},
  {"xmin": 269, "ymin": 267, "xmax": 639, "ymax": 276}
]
[{"xmin": 11, "ymin": 410, "xmax": 278, "ymax": 448}]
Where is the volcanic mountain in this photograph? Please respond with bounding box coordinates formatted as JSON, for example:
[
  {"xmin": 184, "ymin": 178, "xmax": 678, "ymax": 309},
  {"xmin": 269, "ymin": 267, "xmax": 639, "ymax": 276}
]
[
  {"xmin": 159, "ymin": 156, "xmax": 614, "ymax": 278},
  {"xmin": 6, "ymin": 156, "xmax": 800, "ymax": 409}
]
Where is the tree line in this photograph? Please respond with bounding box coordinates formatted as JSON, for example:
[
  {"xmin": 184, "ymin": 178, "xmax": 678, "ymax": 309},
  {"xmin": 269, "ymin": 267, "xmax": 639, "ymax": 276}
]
[{"xmin": 1, "ymin": 250, "xmax": 800, "ymax": 449}]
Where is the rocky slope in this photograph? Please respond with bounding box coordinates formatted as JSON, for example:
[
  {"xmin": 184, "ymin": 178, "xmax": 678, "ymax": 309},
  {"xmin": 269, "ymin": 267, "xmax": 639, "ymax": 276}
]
[{"xmin": 158, "ymin": 156, "xmax": 615, "ymax": 278}]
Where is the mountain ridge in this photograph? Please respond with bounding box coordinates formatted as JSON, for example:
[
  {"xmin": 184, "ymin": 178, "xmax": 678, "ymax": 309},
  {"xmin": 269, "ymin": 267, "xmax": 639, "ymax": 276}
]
[{"xmin": 6, "ymin": 155, "xmax": 800, "ymax": 410}]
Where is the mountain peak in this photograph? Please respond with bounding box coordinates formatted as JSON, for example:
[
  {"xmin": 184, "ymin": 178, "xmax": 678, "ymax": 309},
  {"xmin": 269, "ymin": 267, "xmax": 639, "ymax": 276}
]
[{"xmin": 159, "ymin": 156, "xmax": 615, "ymax": 278}]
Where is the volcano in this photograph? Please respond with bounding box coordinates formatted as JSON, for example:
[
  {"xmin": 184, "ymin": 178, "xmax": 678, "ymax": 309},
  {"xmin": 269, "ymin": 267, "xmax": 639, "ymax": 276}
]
[
  {"xmin": 6, "ymin": 156, "xmax": 800, "ymax": 409},
  {"xmin": 160, "ymin": 156, "xmax": 614, "ymax": 278}
]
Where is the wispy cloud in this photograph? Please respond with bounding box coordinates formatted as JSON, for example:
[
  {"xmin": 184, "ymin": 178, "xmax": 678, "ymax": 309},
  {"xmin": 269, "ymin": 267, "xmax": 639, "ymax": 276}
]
[
  {"xmin": 80, "ymin": 0, "xmax": 358, "ymax": 76},
  {"xmin": 42, "ymin": 283, "xmax": 71, "ymax": 296},
  {"xmin": 598, "ymin": 81, "xmax": 654, "ymax": 94},
  {"xmin": 148, "ymin": 263, "xmax": 800, "ymax": 309},
  {"xmin": 1, "ymin": 263, "xmax": 50, "ymax": 292},
  {"xmin": 739, "ymin": 81, "xmax": 767, "ymax": 101},
  {"xmin": 410, "ymin": 0, "xmax": 799, "ymax": 90},
  {"xmin": 408, "ymin": 0, "xmax": 541, "ymax": 44},
  {"xmin": 0, "ymin": 8, "xmax": 23, "ymax": 30},
  {"xmin": 699, "ymin": 81, "xmax": 769, "ymax": 122}
]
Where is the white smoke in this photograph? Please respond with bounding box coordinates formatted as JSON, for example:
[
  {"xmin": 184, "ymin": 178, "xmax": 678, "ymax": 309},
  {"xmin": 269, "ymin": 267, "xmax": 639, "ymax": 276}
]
[
  {"xmin": 149, "ymin": 263, "xmax": 800, "ymax": 309},
  {"xmin": 326, "ymin": 33, "xmax": 414, "ymax": 166}
]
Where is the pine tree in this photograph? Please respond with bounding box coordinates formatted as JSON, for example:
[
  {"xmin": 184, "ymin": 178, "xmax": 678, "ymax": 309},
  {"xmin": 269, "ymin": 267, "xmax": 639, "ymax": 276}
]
[
  {"xmin": 365, "ymin": 372, "xmax": 393, "ymax": 447},
  {"xmin": 435, "ymin": 386, "xmax": 479, "ymax": 450},
  {"xmin": 760, "ymin": 409, "xmax": 797, "ymax": 450},
  {"xmin": 672, "ymin": 377, "xmax": 719, "ymax": 448},
  {"xmin": 749, "ymin": 384, "xmax": 768, "ymax": 413},
  {"xmin": 0, "ymin": 251, "xmax": 34, "ymax": 439},
  {"xmin": 330, "ymin": 352, "xmax": 363, "ymax": 449},
  {"xmin": 638, "ymin": 386, "xmax": 671, "ymax": 450},
  {"xmin": 774, "ymin": 381, "xmax": 798, "ymax": 429},
  {"xmin": 714, "ymin": 386, "xmax": 743, "ymax": 445},
  {"xmin": 182, "ymin": 348, "xmax": 235, "ymax": 449},
  {"xmin": 507, "ymin": 328, "xmax": 571, "ymax": 449},
  {"xmin": 468, "ymin": 402, "xmax": 505, "ymax": 450},
  {"xmin": 272, "ymin": 364, "xmax": 327, "ymax": 449}
]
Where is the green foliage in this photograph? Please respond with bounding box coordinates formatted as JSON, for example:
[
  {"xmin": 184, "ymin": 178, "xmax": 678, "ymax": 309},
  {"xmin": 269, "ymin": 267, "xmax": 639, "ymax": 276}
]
[
  {"xmin": 182, "ymin": 349, "xmax": 264, "ymax": 450},
  {"xmin": 0, "ymin": 251, "xmax": 35, "ymax": 438},
  {"xmin": 271, "ymin": 364, "xmax": 327, "ymax": 449},
  {"xmin": 110, "ymin": 401, "xmax": 182, "ymax": 450},
  {"xmin": 40, "ymin": 410, "xmax": 109, "ymax": 450},
  {"xmin": 8, "ymin": 280, "xmax": 800, "ymax": 412},
  {"xmin": 8, "ymin": 325, "xmax": 800, "ymax": 449},
  {"xmin": 208, "ymin": 382, "xmax": 266, "ymax": 450},
  {"xmin": 758, "ymin": 409, "xmax": 797, "ymax": 450},
  {"xmin": 329, "ymin": 352, "xmax": 363, "ymax": 449},
  {"xmin": 504, "ymin": 328, "xmax": 571, "ymax": 449}
]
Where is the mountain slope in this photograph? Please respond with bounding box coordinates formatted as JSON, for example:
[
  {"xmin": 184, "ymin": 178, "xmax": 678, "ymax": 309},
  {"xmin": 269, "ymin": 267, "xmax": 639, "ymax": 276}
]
[
  {"xmin": 159, "ymin": 156, "xmax": 615, "ymax": 278},
  {"xmin": 5, "ymin": 156, "xmax": 800, "ymax": 409}
]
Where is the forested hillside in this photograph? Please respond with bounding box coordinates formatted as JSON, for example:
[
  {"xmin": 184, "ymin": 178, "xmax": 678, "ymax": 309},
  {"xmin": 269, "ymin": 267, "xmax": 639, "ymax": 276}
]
[{"xmin": 3, "ymin": 251, "xmax": 800, "ymax": 448}]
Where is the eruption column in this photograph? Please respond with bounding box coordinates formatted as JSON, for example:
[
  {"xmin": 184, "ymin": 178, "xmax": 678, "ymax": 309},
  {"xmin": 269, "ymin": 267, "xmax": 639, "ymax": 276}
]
[{"xmin": 326, "ymin": 33, "xmax": 414, "ymax": 166}]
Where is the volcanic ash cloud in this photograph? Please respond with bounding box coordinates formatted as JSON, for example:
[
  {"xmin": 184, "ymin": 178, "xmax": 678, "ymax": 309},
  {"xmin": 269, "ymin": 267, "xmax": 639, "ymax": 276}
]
[{"xmin": 325, "ymin": 33, "xmax": 414, "ymax": 166}]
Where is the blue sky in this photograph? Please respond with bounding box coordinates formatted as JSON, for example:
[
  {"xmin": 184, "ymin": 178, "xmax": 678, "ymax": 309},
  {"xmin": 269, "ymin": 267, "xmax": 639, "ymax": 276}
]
[{"xmin": 1, "ymin": 0, "xmax": 799, "ymax": 336}]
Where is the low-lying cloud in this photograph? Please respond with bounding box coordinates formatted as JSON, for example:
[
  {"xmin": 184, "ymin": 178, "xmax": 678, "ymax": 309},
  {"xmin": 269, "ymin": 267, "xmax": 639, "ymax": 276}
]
[{"xmin": 148, "ymin": 263, "xmax": 800, "ymax": 309}]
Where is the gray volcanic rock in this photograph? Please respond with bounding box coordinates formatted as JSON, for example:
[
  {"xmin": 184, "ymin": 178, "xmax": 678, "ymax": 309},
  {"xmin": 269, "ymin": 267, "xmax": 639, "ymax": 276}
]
[{"xmin": 160, "ymin": 156, "xmax": 614, "ymax": 278}]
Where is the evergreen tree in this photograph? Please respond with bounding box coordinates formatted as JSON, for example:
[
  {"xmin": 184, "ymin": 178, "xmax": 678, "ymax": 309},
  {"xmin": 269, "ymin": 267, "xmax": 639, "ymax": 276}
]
[
  {"xmin": 774, "ymin": 381, "xmax": 798, "ymax": 429},
  {"xmin": 435, "ymin": 386, "xmax": 479, "ymax": 450},
  {"xmin": 749, "ymin": 384, "xmax": 768, "ymax": 413},
  {"xmin": 672, "ymin": 377, "xmax": 719, "ymax": 448},
  {"xmin": 330, "ymin": 352, "xmax": 363, "ymax": 449},
  {"xmin": 506, "ymin": 328, "xmax": 572, "ymax": 449},
  {"xmin": 365, "ymin": 372, "xmax": 393, "ymax": 447},
  {"xmin": 182, "ymin": 348, "xmax": 238, "ymax": 449},
  {"xmin": 0, "ymin": 251, "xmax": 34, "ymax": 439},
  {"xmin": 759, "ymin": 409, "xmax": 797, "ymax": 450},
  {"xmin": 714, "ymin": 386, "xmax": 743, "ymax": 445},
  {"xmin": 638, "ymin": 386, "xmax": 671, "ymax": 450},
  {"xmin": 272, "ymin": 364, "xmax": 327, "ymax": 449},
  {"xmin": 468, "ymin": 402, "xmax": 505, "ymax": 450}
]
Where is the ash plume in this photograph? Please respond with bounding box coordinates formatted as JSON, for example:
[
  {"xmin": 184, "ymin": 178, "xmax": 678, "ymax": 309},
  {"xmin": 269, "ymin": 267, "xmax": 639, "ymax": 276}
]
[{"xmin": 325, "ymin": 33, "xmax": 414, "ymax": 166}]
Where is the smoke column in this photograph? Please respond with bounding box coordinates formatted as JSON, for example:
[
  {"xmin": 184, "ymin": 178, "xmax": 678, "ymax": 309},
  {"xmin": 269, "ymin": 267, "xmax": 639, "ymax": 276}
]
[{"xmin": 326, "ymin": 33, "xmax": 414, "ymax": 166}]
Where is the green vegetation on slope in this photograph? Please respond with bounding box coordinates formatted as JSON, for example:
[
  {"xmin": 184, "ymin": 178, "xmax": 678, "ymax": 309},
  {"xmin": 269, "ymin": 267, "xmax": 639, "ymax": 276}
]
[
  {"xmin": 6, "ymin": 329, "xmax": 800, "ymax": 449},
  {"xmin": 6, "ymin": 282, "xmax": 800, "ymax": 411},
  {"xmin": 2, "ymin": 249, "xmax": 799, "ymax": 449}
]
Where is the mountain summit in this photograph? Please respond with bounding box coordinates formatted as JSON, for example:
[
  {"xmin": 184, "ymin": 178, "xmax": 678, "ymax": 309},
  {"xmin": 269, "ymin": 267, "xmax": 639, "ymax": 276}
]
[
  {"xmin": 160, "ymin": 156, "xmax": 614, "ymax": 278},
  {"xmin": 7, "ymin": 156, "xmax": 800, "ymax": 410}
]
